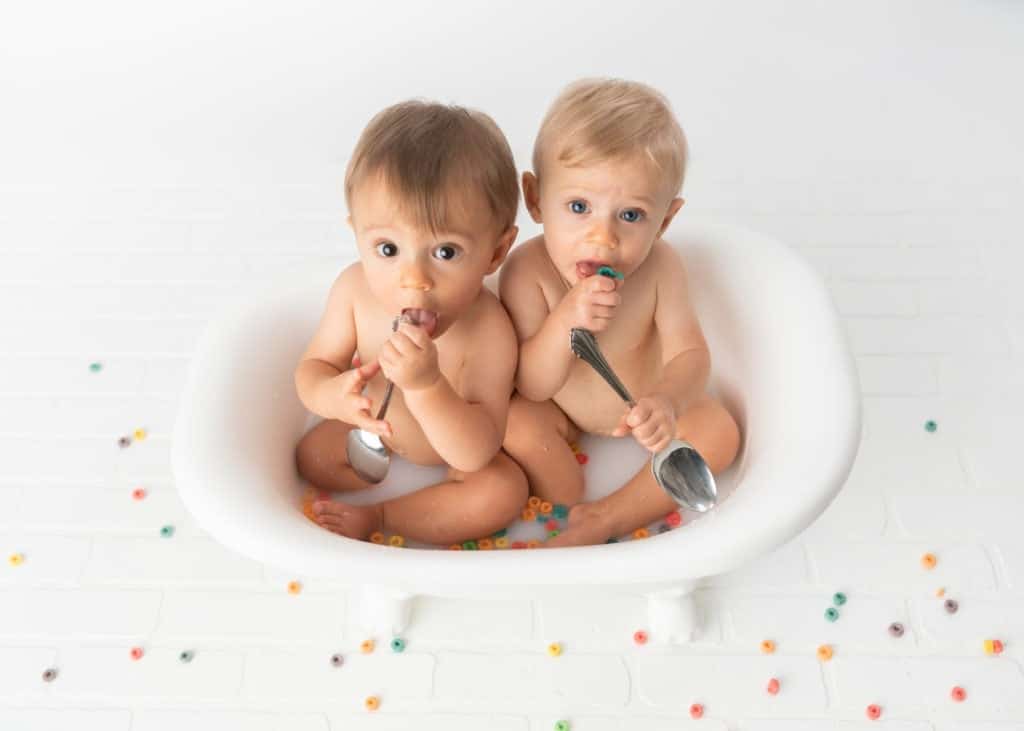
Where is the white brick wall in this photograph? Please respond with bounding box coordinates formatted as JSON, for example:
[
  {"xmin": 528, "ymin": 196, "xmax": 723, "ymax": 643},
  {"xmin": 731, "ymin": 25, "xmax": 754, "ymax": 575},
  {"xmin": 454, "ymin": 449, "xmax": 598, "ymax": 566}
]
[{"xmin": 3, "ymin": 1, "xmax": 1024, "ymax": 729}]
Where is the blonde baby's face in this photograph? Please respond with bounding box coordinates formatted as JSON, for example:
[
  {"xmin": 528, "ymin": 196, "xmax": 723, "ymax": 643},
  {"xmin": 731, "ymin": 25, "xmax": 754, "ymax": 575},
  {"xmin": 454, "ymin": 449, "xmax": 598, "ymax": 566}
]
[
  {"xmin": 525, "ymin": 155, "xmax": 684, "ymax": 285},
  {"xmin": 348, "ymin": 176, "xmax": 516, "ymax": 339}
]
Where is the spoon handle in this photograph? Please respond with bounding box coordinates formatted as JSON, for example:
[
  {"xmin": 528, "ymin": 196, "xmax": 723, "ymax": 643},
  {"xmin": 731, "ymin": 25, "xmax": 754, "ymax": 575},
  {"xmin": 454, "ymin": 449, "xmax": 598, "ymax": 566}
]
[
  {"xmin": 371, "ymin": 314, "xmax": 405, "ymax": 421},
  {"xmin": 569, "ymin": 328, "xmax": 636, "ymax": 408}
]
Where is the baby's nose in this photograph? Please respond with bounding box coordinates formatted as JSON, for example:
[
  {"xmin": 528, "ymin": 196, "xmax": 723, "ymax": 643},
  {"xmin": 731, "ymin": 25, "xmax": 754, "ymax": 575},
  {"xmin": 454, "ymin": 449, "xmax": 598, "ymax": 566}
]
[
  {"xmin": 585, "ymin": 221, "xmax": 619, "ymax": 248},
  {"xmin": 399, "ymin": 263, "xmax": 433, "ymax": 291}
]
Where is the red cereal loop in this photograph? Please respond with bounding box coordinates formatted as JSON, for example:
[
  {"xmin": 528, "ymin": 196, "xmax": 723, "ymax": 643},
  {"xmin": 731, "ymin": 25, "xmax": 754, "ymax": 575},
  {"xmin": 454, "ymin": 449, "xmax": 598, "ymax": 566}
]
[
  {"xmin": 866, "ymin": 704, "xmax": 882, "ymax": 720},
  {"xmin": 766, "ymin": 677, "xmax": 780, "ymax": 695},
  {"xmin": 689, "ymin": 703, "xmax": 704, "ymax": 719},
  {"xmin": 633, "ymin": 630, "xmax": 648, "ymax": 645},
  {"xmin": 951, "ymin": 686, "xmax": 967, "ymax": 702}
]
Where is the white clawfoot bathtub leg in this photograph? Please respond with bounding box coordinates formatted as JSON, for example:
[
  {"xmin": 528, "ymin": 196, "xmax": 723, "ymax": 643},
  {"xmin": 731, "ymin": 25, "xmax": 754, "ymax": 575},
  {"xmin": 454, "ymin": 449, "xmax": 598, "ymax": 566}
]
[
  {"xmin": 355, "ymin": 584, "xmax": 413, "ymax": 635},
  {"xmin": 646, "ymin": 581, "xmax": 699, "ymax": 644}
]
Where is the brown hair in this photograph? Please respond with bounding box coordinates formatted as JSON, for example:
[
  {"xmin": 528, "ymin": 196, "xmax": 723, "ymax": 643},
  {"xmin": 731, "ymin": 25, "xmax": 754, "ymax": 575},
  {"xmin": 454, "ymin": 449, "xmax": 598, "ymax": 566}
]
[
  {"xmin": 345, "ymin": 100, "xmax": 519, "ymax": 236},
  {"xmin": 533, "ymin": 78, "xmax": 689, "ymax": 196}
]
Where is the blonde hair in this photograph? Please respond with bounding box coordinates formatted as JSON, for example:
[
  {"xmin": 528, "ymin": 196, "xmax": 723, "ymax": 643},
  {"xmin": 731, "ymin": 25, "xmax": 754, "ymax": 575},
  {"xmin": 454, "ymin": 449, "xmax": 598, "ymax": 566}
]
[
  {"xmin": 345, "ymin": 100, "xmax": 519, "ymax": 236},
  {"xmin": 532, "ymin": 78, "xmax": 689, "ymax": 196}
]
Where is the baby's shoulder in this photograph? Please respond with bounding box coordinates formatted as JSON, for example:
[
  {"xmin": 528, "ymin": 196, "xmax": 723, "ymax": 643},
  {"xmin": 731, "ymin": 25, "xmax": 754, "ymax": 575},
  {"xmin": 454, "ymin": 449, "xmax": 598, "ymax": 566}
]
[{"xmin": 500, "ymin": 235, "xmax": 548, "ymax": 284}]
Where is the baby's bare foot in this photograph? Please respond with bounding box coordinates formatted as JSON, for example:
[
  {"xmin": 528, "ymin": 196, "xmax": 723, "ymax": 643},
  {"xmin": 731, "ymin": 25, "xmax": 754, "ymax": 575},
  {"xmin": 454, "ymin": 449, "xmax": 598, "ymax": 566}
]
[
  {"xmin": 312, "ymin": 499, "xmax": 382, "ymax": 541},
  {"xmin": 544, "ymin": 502, "xmax": 614, "ymax": 548}
]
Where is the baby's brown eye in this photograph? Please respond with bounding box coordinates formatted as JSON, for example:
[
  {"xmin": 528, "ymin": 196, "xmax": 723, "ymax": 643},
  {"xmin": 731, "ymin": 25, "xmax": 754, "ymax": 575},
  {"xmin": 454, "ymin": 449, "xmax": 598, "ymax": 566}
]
[
  {"xmin": 376, "ymin": 242, "xmax": 398, "ymax": 257},
  {"xmin": 433, "ymin": 244, "xmax": 459, "ymax": 261}
]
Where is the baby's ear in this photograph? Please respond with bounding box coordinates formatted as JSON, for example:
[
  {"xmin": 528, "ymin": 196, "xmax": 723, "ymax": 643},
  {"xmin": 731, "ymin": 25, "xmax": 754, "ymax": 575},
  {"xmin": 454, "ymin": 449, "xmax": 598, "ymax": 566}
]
[
  {"xmin": 656, "ymin": 197, "xmax": 685, "ymax": 238},
  {"xmin": 522, "ymin": 172, "xmax": 543, "ymax": 224},
  {"xmin": 486, "ymin": 225, "xmax": 519, "ymax": 274}
]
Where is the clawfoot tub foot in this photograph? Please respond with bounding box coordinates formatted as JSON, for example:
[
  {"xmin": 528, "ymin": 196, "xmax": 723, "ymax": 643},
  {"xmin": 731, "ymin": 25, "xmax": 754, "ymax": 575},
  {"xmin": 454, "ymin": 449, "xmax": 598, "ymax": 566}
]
[
  {"xmin": 646, "ymin": 582, "xmax": 699, "ymax": 643},
  {"xmin": 355, "ymin": 584, "xmax": 413, "ymax": 635}
]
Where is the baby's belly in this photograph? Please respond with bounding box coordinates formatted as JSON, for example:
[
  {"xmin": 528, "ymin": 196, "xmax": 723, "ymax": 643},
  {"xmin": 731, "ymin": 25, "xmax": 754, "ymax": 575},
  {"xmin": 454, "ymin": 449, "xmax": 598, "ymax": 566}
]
[{"xmin": 554, "ymin": 350, "xmax": 662, "ymax": 436}]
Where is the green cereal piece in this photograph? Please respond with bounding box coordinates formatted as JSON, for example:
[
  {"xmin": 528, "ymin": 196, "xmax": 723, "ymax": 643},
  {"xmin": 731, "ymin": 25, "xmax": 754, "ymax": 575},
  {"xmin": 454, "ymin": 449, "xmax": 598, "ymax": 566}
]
[
  {"xmin": 88, "ymin": 362, "xmax": 103, "ymax": 373},
  {"xmin": 462, "ymin": 540, "xmax": 478, "ymax": 550},
  {"xmin": 925, "ymin": 420, "xmax": 938, "ymax": 433},
  {"xmin": 825, "ymin": 607, "xmax": 840, "ymax": 622},
  {"xmin": 597, "ymin": 266, "xmax": 624, "ymax": 280},
  {"xmin": 833, "ymin": 591, "xmax": 847, "ymax": 606}
]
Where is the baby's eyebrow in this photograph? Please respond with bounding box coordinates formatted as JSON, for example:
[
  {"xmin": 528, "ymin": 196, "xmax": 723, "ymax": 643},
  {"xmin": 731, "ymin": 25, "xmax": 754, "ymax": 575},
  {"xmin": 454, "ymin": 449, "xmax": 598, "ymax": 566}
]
[{"xmin": 563, "ymin": 188, "xmax": 655, "ymax": 206}]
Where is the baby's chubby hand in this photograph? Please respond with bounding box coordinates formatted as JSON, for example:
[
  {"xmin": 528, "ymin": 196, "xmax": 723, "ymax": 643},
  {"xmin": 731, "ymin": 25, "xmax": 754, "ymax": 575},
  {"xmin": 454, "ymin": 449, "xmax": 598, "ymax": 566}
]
[
  {"xmin": 612, "ymin": 393, "xmax": 676, "ymax": 453},
  {"xmin": 379, "ymin": 321, "xmax": 441, "ymax": 392},
  {"xmin": 316, "ymin": 360, "xmax": 393, "ymax": 437},
  {"xmin": 555, "ymin": 274, "xmax": 622, "ymax": 333}
]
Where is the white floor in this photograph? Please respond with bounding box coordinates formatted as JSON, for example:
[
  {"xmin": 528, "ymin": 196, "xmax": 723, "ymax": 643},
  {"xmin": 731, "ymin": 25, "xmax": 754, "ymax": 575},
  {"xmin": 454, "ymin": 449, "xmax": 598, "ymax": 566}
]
[{"xmin": 2, "ymin": 2, "xmax": 1024, "ymax": 729}]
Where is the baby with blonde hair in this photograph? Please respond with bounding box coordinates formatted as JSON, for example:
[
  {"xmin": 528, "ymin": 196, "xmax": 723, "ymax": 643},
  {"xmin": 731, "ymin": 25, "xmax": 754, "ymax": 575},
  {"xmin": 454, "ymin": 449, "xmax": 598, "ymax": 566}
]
[{"xmin": 500, "ymin": 78, "xmax": 741, "ymax": 547}]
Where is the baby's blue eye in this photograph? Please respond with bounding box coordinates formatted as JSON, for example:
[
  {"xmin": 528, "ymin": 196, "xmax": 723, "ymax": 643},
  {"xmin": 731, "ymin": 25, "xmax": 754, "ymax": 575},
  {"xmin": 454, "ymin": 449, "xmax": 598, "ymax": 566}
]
[
  {"xmin": 569, "ymin": 200, "xmax": 588, "ymax": 214},
  {"xmin": 376, "ymin": 242, "xmax": 398, "ymax": 257},
  {"xmin": 620, "ymin": 209, "xmax": 645, "ymax": 223},
  {"xmin": 433, "ymin": 244, "xmax": 460, "ymax": 261}
]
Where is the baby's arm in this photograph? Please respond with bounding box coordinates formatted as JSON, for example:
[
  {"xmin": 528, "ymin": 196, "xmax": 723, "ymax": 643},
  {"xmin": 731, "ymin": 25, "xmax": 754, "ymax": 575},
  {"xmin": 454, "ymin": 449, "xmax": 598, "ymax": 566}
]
[
  {"xmin": 650, "ymin": 247, "xmax": 711, "ymax": 415},
  {"xmin": 294, "ymin": 265, "xmax": 390, "ymax": 435},
  {"xmin": 402, "ymin": 303, "xmax": 518, "ymax": 472},
  {"xmin": 499, "ymin": 249, "xmax": 619, "ymax": 401}
]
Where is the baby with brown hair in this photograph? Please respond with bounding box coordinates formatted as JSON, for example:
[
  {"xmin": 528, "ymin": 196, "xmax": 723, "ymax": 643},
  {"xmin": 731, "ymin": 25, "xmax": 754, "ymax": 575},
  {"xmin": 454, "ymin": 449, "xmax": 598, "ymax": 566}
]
[
  {"xmin": 500, "ymin": 78, "xmax": 741, "ymax": 547},
  {"xmin": 294, "ymin": 100, "xmax": 527, "ymax": 546}
]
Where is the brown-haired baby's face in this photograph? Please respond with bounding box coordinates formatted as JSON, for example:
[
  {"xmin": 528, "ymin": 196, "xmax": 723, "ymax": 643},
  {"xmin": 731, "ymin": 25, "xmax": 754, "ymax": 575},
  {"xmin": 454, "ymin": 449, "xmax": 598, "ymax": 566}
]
[
  {"xmin": 348, "ymin": 176, "xmax": 507, "ymax": 338},
  {"xmin": 533, "ymin": 155, "xmax": 676, "ymax": 285}
]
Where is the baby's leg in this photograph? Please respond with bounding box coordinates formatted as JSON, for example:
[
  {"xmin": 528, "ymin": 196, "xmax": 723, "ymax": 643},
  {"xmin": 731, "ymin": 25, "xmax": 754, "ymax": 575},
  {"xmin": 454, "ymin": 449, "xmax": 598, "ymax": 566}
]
[
  {"xmin": 546, "ymin": 393, "xmax": 741, "ymax": 548},
  {"xmin": 502, "ymin": 394, "xmax": 585, "ymax": 506},
  {"xmin": 295, "ymin": 419, "xmax": 380, "ymax": 492},
  {"xmin": 312, "ymin": 450, "xmax": 528, "ymax": 546}
]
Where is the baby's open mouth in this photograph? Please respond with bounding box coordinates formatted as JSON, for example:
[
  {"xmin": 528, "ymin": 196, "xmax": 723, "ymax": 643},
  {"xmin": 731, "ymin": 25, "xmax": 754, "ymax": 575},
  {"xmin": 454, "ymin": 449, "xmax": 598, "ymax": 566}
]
[
  {"xmin": 575, "ymin": 260, "xmax": 613, "ymax": 280},
  {"xmin": 400, "ymin": 308, "xmax": 439, "ymax": 337}
]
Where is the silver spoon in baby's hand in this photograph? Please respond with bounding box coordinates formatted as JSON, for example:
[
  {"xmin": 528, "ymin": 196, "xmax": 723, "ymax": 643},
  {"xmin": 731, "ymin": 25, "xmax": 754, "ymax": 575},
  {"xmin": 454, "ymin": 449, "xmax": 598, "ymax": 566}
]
[
  {"xmin": 345, "ymin": 314, "xmax": 406, "ymax": 484},
  {"xmin": 569, "ymin": 327, "xmax": 718, "ymax": 513}
]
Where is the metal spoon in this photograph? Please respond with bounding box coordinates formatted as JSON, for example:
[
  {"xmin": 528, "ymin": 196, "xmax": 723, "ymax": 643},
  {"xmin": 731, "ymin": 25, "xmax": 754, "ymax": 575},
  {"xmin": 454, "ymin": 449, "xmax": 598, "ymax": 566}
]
[
  {"xmin": 345, "ymin": 315, "xmax": 404, "ymax": 483},
  {"xmin": 569, "ymin": 327, "xmax": 718, "ymax": 512}
]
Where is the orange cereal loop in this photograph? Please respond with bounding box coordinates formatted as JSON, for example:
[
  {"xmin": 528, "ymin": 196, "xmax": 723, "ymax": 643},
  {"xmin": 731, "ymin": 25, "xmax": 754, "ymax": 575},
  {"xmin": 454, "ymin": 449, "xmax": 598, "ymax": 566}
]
[
  {"xmin": 477, "ymin": 538, "xmax": 494, "ymax": 550},
  {"xmin": 495, "ymin": 536, "xmax": 510, "ymax": 549},
  {"xmin": 388, "ymin": 535, "xmax": 405, "ymax": 547},
  {"xmin": 369, "ymin": 532, "xmax": 385, "ymax": 544},
  {"xmin": 364, "ymin": 695, "xmax": 380, "ymax": 711},
  {"xmin": 527, "ymin": 540, "xmax": 541, "ymax": 548},
  {"xmin": 568, "ymin": 441, "xmax": 580, "ymax": 453},
  {"xmin": 936, "ymin": 587, "xmax": 946, "ymax": 597},
  {"xmin": 528, "ymin": 496, "xmax": 542, "ymax": 509},
  {"xmin": 522, "ymin": 508, "xmax": 537, "ymax": 522},
  {"xmin": 816, "ymin": 644, "xmax": 833, "ymax": 661},
  {"xmin": 449, "ymin": 544, "xmax": 463, "ymax": 550},
  {"xmin": 360, "ymin": 639, "xmax": 375, "ymax": 653},
  {"xmin": 760, "ymin": 640, "xmax": 776, "ymax": 654},
  {"xmin": 921, "ymin": 552, "xmax": 937, "ymax": 570},
  {"xmin": 287, "ymin": 581, "xmax": 302, "ymax": 595},
  {"xmin": 633, "ymin": 528, "xmax": 650, "ymax": 539},
  {"xmin": 540, "ymin": 501, "xmax": 553, "ymax": 515}
]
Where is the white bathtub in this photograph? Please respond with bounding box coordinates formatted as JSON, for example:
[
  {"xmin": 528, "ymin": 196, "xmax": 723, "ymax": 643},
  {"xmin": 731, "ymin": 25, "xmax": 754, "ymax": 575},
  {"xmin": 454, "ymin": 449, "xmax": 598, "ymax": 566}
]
[{"xmin": 172, "ymin": 218, "xmax": 861, "ymax": 642}]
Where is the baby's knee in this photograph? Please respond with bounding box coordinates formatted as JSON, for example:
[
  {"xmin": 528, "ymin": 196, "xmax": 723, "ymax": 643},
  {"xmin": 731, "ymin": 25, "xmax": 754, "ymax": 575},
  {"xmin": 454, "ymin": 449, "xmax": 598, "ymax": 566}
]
[
  {"xmin": 476, "ymin": 452, "xmax": 529, "ymax": 522},
  {"xmin": 681, "ymin": 395, "xmax": 741, "ymax": 473},
  {"xmin": 503, "ymin": 396, "xmax": 563, "ymax": 450}
]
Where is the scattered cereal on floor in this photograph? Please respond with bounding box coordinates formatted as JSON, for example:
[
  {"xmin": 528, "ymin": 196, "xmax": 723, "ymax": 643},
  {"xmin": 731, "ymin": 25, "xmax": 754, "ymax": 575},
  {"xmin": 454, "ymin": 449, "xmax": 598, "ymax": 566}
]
[
  {"xmin": 944, "ymin": 598, "xmax": 959, "ymax": 614},
  {"xmin": 766, "ymin": 677, "xmax": 780, "ymax": 695},
  {"xmin": 825, "ymin": 607, "xmax": 840, "ymax": 622},
  {"xmin": 866, "ymin": 703, "xmax": 882, "ymax": 720},
  {"xmin": 817, "ymin": 644, "xmax": 833, "ymax": 661},
  {"xmin": 179, "ymin": 650, "xmax": 195, "ymax": 663},
  {"xmin": 364, "ymin": 695, "xmax": 380, "ymax": 711},
  {"xmin": 832, "ymin": 591, "xmax": 847, "ymax": 606},
  {"xmin": 133, "ymin": 428, "xmax": 147, "ymax": 441},
  {"xmin": 888, "ymin": 622, "xmax": 905, "ymax": 638},
  {"xmin": 89, "ymin": 362, "xmax": 103, "ymax": 373},
  {"xmin": 555, "ymin": 721, "xmax": 571, "ymax": 731},
  {"xmin": 925, "ymin": 420, "xmax": 938, "ymax": 433},
  {"xmin": 130, "ymin": 647, "xmax": 144, "ymax": 661},
  {"xmin": 936, "ymin": 587, "xmax": 946, "ymax": 597},
  {"xmin": 287, "ymin": 581, "xmax": 302, "ymax": 595},
  {"xmin": 360, "ymin": 639, "xmax": 375, "ymax": 653},
  {"xmin": 331, "ymin": 653, "xmax": 344, "ymax": 667},
  {"xmin": 160, "ymin": 525, "xmax": 175, "ymax": 538},
  {"xmin": 42, "ymin": 668, "xmax": 58, "ymax": 682},
  {"xmin": 547, "ymin": 642, "xmax": 562, "ymax": 657},
  {"xmin": 760, "ymin": 640, "xmax": 776, "ymax": 654},
  {"xmin": 390, "ymin": 637, "xmax": 406, "ymax": 653},
  {"xmin": 983, "ymin": 639, "xmax": 1004, "ymax": 655},
  {"xmin": 951, "ymin": 685, "xmax": 967, "ymax": 702},
  {"xmin": 633, "ymin": 630, "xmax": 649, "ymax": 645},
  {"xmin": 689, "ymin": 703, "xmax": 704, "ymax": 719},
  {"xmin": 118, "ymin": 436, "xmax": 132, "ymax": 448},
  {"xmin": 132, "ymin": 487, "xmax": 147, "ymax": 500},
  {"xmin": 921, "ymin": 552, "xmax": 937, "ymax": 570},
  {"xmin": 8, "ymin": 553, "xmax": 25, "ymax": 567}
]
